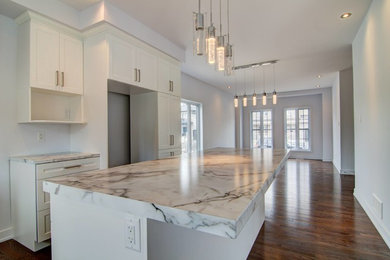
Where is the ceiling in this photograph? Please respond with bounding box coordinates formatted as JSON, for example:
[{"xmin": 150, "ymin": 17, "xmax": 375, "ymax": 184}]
[{"xmin": 61, "ymin": 0, "xmax": 372, "ymax": 94}]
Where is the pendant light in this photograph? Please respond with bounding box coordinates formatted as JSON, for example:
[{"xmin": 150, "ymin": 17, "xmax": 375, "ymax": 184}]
[
  {"xmin": 243, "ymin": 70, "xmax": 248, "ymax": 107},
  {"xmin": 234, "ymin": 73, "xmax": 239, "ymax": 108},
  {"xmin": 216, "ymin": 0, "xmax": 225, "ymax": 71},
  {"xmin": 252, "ymin": 68, "xmax": 257, "ymax": 106},
  {"xmin": 206, "ymin": 0, "xmax": 216, "ymax": 64},
  {"xmin": 262, "ymin": 67, "xmax": 267, "ymax": 106},
  {"xmin": 193, "ymin": 0, "xmax": 205, "ymax": 56},
  {"xmin": 272, "ymin": 64, "xmax": 277, "ymax": 105},
  {"xmin": 224, "ymin": 0, "xmax": 233, "ymax": 76}
]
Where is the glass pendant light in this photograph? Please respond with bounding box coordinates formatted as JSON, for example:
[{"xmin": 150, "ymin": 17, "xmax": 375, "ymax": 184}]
[
  {"xmin": 252, "ymin": 68, "xmax": 257, "ymax": 106},
  {"xmin": 243, "ymin": 70, "xmax": 247, "ymax": 107},
  {"xmin": 272, "ymin": 64, "xmax": 277, "ymax": 104},
  {"xmin": 206, "ymin": 0, "xmax": 216, "ymax": 64},
  {"xmin": 193, "ymin": 0, "xmax": 205, "ymax": 56},
  {"xmin": 216, "ymin": 0, "xmax": 225, "ymax": 71},
  {"xmin": 262, "ymin": 67, "xmax": 267, "ymax": 106},
  {"xmin": 224, "ymin": 0, "xmax": 233, "ymax": 75},
  {"xmin": 234, "ymin": 95, "xmax": 239, "ymax": 108}
]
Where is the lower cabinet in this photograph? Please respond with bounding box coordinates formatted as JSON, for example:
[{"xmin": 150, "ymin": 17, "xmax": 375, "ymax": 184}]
[
  {"xmin": 10, "ymin": 156, "xmax": 100, "ymax": 251},
  {"xmin": 158, "ymin": 149, "xmax": 181, "ymax": 159}
]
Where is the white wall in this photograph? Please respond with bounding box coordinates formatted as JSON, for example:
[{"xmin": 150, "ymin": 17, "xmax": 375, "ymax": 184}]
[
  {"xmin": 0, "ymin": 15, "xmax": 70, "ymax": 241},
  {"xmin": 353, "ymin": 0, "xmax": 390, "ymax": 247},
  {"xmin": 332, "ymin": 73, "xmax": 341, "ymax": 171},
  {"xmin": 181, "ymin": 73, "xmax": 235, "ymax": 150},
  {"xmin": 241, "ymin": 91, "xmax": 329, "ymax": 160}
]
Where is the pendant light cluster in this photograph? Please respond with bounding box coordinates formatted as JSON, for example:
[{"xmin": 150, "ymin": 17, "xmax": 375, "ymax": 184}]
[
  {"xmin": 233, "ymin": 63, "xmax": 278, "ymax": 108},
  {"xmin": 193, "ymin": 0, "xmax": 234, "ymax": 75}
]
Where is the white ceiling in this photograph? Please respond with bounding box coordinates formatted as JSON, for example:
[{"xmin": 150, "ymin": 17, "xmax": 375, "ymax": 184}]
[{"xmin": 59, "ymin": 0, "xmax": 372, "ymax": 94}]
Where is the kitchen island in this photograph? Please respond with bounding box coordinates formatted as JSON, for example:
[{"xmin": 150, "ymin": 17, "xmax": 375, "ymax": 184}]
[{"xmin": 44, "ymin": 148, "xmax": 289, "ymax": 260}]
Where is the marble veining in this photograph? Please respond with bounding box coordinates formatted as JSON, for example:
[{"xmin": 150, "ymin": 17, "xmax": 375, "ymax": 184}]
[
  {"xmin": 10, "ymin": 152, "xmax": 100, "ymax": 164},
  {"xmin": 44, "ymin": 148, "xmax": 289, "ymax": 238}
]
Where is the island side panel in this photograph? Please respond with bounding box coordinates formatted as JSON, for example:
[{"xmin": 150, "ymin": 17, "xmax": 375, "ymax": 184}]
[
  {"xmin": 49, "ymin": 194, "xmax": 148, "ymax": 260},
  {"xmin": 147, "ymin": 195, "xmax": 265, "ymax": 260}
]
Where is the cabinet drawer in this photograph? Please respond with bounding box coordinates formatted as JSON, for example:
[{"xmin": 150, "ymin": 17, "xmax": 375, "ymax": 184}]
[
  {"xmin": 37, "ymin": 180, "xmax": 50, "ymax": 211},
  {"xmin": 37, "ymin": 209, "xmax": 51, "ymax": 243},
  {"xmin": 36, "ymin": 157, "xmax": 100, "ymax": 180},
  {"xmin": 158, "ymin": 149, "xmax": 181, "ymax": 159}
]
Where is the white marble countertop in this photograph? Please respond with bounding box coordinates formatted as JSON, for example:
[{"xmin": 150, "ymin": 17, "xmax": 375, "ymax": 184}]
[
  {"xmin": 43, "ymin": 148, "xmax": 289, "ymax": 238},
  {"xmin": 10, "ymin": 152, "xmax": 100, "ymax": 164}
]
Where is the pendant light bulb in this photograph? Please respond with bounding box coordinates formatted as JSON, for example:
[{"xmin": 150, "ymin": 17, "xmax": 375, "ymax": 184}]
[
  {"xmin": 193, "ymin": 0, "xmax": 205, "ymax": 56},
  {"xmin": 216, "ymin": 36, "xmax": 225, "ymax": 71},
  {"xmin": 234, "ymin": 95, "xmax": 238, "ymax": 108},
  {"xmin": 243, "ymin": 94, "xmax": 248, "ymax": 107},
  {"xmin": 262, "ymin": 92, "xmax": 267, "ymax": 106},
  {"xmin": 252, "ymin": 93, "xmax": 257, "ymax": 106},
  {"xmin": 273, "ymin": 90, "xmax": 277, "ymax": 105},
  {"xmin": 206, "ymin": 0, "xmax": 216, "ymax": 64}
]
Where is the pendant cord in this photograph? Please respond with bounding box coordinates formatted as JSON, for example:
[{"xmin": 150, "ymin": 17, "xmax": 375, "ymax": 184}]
[
  {"xmin": 210, "ymin": 0, "xmax": 212, "ymax": 24},
  {"xmin": 253, "ymin": 68, "xmax": 256, "ymax": 94},
  {"xmin": 199, "ymin": 0, "xmax": 201, "ymax": 13},
  {"xmin": 263, "ymin": 67, "xmax": 266, "ymax": 93},
  {"xmin": 227, "ymin": 0, "xmax": 230, "ymax": 44},
  {"xmin": 273, "ymin": 64, "xmax": 276, "ymax": 91},
  {"xmin": 219, "ymin": 0, "xmax": 222, "ymax": 36}
]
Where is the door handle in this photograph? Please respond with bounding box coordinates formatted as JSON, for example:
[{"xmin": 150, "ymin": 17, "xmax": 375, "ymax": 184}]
[
  {"xmin": 61, "ymin": 72, "xmax": 64, "ymax": 87},
  {"xmin": 134, "ymin": 68, "xmax": 138, "ymax": 82}
]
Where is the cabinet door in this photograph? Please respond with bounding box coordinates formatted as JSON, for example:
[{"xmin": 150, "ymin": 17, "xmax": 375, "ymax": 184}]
[
  {"xmin": 30, "ymin": 23, "xmax": 60, "ymax": 91},
  {"xmin": 137, "ymin": 49, "xmax": 157, "ymax": 91},
  {"xmin": 109, "ymin": 36, "xmax": 136, "ymax": 85},
  {"xmin": 158, "ymin": 93, "xmax": 171, "ymax": 150},
  {"xmin": 59, "ymin": 34, "xmax": 83, "ymax": 95},
  {"xmin": 158, "ymin": 58, "xmax": 171, "ymax": 94},
  {"xmin": 170, "ymin": 64, "xmax": 182, "ymax": 97},
  {"xmin": 169, "ymin": 95, "xmax": 181, "ymax": 149}
]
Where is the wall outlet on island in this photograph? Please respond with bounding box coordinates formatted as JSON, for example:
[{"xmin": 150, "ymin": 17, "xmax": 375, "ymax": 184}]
[{"xmin": 124, "ymin": 214, "xmax": 141, "ymax": 252}]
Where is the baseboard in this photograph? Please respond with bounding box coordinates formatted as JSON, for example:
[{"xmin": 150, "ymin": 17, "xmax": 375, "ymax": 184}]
[
  {"xmin": 322, "ymin": 159, "xmax": 332, "ymax": 162},
  {"xmin": 0, "ymin": 227, "xmax": 13, "ymax": 243},
  {"xmin": 340, "ymin": 169, "xmax": 355, "ymax": 175},
  {"xmin": 354, "ymin": 189, "xmax": 390, "ymax": 249}
]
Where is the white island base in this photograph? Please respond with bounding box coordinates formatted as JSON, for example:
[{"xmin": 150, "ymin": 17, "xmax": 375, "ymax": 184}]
[{"xmin": 49, "ymin": 194, "xmax": 264, "ymax": 260}]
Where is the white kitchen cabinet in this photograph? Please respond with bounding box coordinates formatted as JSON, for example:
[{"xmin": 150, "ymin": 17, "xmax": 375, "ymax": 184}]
[
  {"xmin": 158, "ymin": 58, "xmax": 181, "ymax": 96},
  {"xmin": 158, "ymin": 93, "xmax": 181, "ymax": 151},
  {"xmin": 16, "ymin": 11, "xmax": 85, "ymax": 123},
  {"xmin": 10, "ymin": 154, "xmax": 100, "ymax": 251},
  {"xmin": 108, "ymin": 35, "xmax": 157, "ymax": 91}
]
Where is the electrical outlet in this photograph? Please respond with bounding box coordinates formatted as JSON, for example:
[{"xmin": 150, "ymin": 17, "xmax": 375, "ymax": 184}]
[
  {"xmin": 124, "ymin": 214, "xmax": 141, "ymax": 252},
  {"xmin": 372, "ymin": 194, "xmax": 383, "ymax": 220},
  {"xmin": 37, "ymin": 131, "xmax": 45, "ymax": 143}
]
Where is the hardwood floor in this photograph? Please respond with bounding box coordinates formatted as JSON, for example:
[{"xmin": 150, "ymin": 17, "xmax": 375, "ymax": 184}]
[{"xmin": 0, "ymin": 159, "xmax": 389, "ymax": 259}]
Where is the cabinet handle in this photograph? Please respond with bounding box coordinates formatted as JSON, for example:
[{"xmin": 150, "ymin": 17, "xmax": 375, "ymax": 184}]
[
  {"xmin": 138, "ymin": 69, "xmax": 141, "ymax": 82},
  {"xmin": 64, "ymin": 165, "xmax": 82, "ymax": 169},
  {"xmin": 171, "ymin": 81, "xmax": 174, "ymax": 92},
  {"xmin": 134, "ymin": 68, "xmax": 138, "ymax": 82},
  {"xmin": 170, "ymin": 135, "xmax": 174, "ymax": 146},
  {"xmin": 61, "ymin": 72, "xmax": 64, "ymax": 87},
  {"xmin": 56, "ymin": 70, "xmax": 59, "ymax": 86}
]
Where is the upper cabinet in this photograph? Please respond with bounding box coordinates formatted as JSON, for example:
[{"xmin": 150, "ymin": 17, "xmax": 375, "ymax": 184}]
[
  {"xmin": 16, "ymin": 12, "xmax": 85, "ymax": 123},
  {"xmin": 29, "ymin": 21, "xmax": 83, "ymax": 95},
  {"xmin": 108, "ymin": 35, "xmax": 157, "ymax": 91},
  {"xmin": 158, "ymin": 58, "xmax": 181, "ymax": 97}
]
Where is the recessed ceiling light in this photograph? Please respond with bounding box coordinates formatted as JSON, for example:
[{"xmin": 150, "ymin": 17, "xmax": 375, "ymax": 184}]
[
  {"xmin": 340, "ymin": 12, "xmax": 352, "ymax": 19},
  {"xmin": 227, "ymin": 85, "xmax": 231, "ymax": 89},
  {"xmin": 316, "ymin": 84, "xmax": 321, "ymax": 88},
  {"xmin": 317, "ymin": 75, "xmax": 321, "ymax": 79}
]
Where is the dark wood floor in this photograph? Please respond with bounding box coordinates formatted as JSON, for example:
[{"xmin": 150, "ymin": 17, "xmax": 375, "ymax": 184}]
[{"xmin": 1, "ymin": 159, "xmax": 389, "ymax": 259}]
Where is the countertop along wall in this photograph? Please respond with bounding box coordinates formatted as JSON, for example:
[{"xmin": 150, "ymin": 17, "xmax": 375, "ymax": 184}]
[
  {"xmin": 353, "ymin": 0, "xmax": 390, "ymax": 247},
  {"xmin": 181, "ymin": 73, "xmax": 235, "ymax": 150},
  {"xmin": 0, "ymin": 15, "xmax": 71, "ymax": 242}
]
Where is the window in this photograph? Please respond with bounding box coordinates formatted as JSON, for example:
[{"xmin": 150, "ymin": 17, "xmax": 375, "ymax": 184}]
[
  {"xmin": 251, "ymin": 110, "xmax": 273, "ymax": 148},
  {"xmin": 181, "ymin": 100, "xmax": 202, "ymax": 153},
  {"xmin": 285, "ymin": 108, "xmax": 310, "ymax": 151}
]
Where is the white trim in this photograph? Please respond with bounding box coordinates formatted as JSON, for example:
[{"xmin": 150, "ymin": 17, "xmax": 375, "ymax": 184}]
[
  {"xmin": 0, "ymin": 227, "xmax": 13, "ymax": 243},
  {"xmin": 354, "ymin": 189, "xmax": 390, "ymax": 249},
  {"xmin": 340, "ymin": 169, "xmax": 355, "ymax": 175},
  {"xmin": 283, "ymin": 107, "xmax": 312, "ymax": 151}
]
